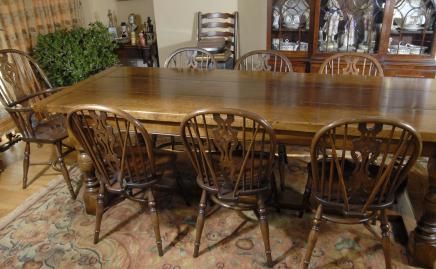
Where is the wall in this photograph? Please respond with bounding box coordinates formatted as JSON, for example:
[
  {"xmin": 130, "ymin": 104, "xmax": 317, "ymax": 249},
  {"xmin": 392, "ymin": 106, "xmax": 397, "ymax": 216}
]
[
  {"xmin": 80, "ymin": 0, "xmax": 154, "ymax": 28},
  {"xmin": 79, "ymin": 0, "xmax": 267, "ymax": 65},
  {"xmin": 237, "ymin": 0, "xmax": 267, "ymax": 56},
  {"xmin": 115, "ymin": 0, "xmax": 155, "ymax": 27},
  {"xmin": 80, "ymin": 0, "xmax": 116, "ymax": 26}
]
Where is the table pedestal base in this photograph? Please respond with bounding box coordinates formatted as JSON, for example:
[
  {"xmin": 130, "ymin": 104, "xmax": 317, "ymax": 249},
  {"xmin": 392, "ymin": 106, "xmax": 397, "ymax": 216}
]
[
  {"xmin": 408, "ymin": 148, "xmax": 436, "ymax": 268},
  {"xmin": 78, "ymin": 151, "xmax": 98, "ymax": 215}
]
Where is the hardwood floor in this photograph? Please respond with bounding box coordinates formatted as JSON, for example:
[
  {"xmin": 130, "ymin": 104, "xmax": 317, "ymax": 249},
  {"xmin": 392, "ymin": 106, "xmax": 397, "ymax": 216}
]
[{"xmin": 0, "ymin": 141, "xmax": 77, "ymax": 218}]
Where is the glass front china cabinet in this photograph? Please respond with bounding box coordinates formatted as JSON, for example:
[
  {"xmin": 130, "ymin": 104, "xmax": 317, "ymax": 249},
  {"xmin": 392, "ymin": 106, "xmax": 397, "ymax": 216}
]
[{"xmin": 267, "ymin": 0, "xmax": 436, "ymax": 77}]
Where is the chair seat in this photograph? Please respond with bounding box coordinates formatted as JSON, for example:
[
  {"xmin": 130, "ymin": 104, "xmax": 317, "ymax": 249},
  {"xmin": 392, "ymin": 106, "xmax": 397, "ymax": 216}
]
[
  {"xmin": 307, "ymin": 159, "xmax": 397, "ymax": 210},
  {"xmin": 104, "ymin": 147, "xmax": 182, "ymax": 193},
  {"xmin": 196, "ymin": 151, "xmax": 271, "ymax": 196},
  {"xmin": 211, "ymin": 49, "xmax": 232, "ymax": 62},
  {"xmin": 209, "ymin": 191, "xmax": 260, "ymax": 211},
  {"xmin": 197, "ymin": 37, "xmax": 226, "ymax": 53},
  {"xmin": 27, "ymin": 114, "xmax": 67, "ymax": 142}
]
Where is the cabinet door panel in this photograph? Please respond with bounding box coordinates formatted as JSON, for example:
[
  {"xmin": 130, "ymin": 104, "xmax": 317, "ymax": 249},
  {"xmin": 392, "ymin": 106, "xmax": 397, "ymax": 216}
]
[
  {"xmin": 270, "ymin": 0, "xmax": 311, "ymax": 52},
  {"xmin": 387, "ymin": 0, "xmax": 435, "ymax": 56}
]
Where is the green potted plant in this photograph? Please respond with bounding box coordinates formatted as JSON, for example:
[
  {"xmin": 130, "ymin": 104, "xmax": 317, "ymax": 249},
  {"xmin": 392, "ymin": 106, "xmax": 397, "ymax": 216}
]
[{"xmin": 34, "ymin": 22, "xmax": 118, "ymax": 87}]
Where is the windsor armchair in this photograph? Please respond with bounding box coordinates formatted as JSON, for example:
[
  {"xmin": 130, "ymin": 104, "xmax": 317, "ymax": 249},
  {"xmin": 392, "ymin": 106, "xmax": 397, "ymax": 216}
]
[
  {"xmin": 234, "ymin": 50, "xmax": 293, "ymax": 207},
  {"xmin": 0, "ymin": 49, "xmax": 77, "ymax": 197},
  {"xmin": 67, "ymin": 105, "xmax": 188, "ymax": 255},
  {"xmin": 302, "ymin": 117, "xmax": 422, "ymax": 269},
  {"xmin": 181, "ymin": 108, "xmax": 277, "ymax": 267}
]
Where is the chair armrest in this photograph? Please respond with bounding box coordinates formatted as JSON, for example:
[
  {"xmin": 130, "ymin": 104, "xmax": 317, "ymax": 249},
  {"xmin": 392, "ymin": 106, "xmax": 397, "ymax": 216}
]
[
  {"xmin": 4, "ymin": 106, "xmax": 33, "ymax": 113},
  {"xmin": 48, "ymin": 86, "xmax": 66, "ymax": 92},
  {"xmin": 10, "ymin": 87, "xmax": 65, "ymax": 107}
]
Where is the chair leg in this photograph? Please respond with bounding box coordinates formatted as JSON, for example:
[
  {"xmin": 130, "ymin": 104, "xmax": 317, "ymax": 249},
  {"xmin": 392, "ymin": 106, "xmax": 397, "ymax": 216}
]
[
  {"xmin": 193, "ymin": 190, "xmax": 207, "ymax": 258},
  {"xmin": 364, "ymin": 221, "xmax": 382, "ymax": 241},
  {"xmin": 278, "ymin": 143, "xmax": 287, "ymax": 190},
  {"xmin": 300, "ymin": 165, "xmax": 313, "ymax": 217},
  {"xmin": 258, "ymin": 197, "xmax": 273, "ymax": 267},
  {"xmin": 303, "ymin": 204, "xmax": 323, "ymax": 269},
  {"xmin": 173, "ymin": 164, "xmax": 190, "ymax": 206},
  {"xmin": 22, "ymin": 142, "xmax": 30, "ymax": 189},
  {"xmin": 151, "ymin": 134, "xmax": 157, "ymax": 148},
  {"xmin": 170, "ymin": 136, "xmax": 175, "ymax": 151},
  {"xmin": 148, "ymin": 189, "xmax": 163, "ymax": 256},
  {"xmin": 269, "ymin": 174, "xmax": 280, "ymax": 212},
  {"xmin": 380, "ymin": 209, "xmax": 392, "ymax": 269},
  {"xmin": 94, "ymin": 187, "xmax": 105, "ymax": 244},
  {"xmin": 55, "ymin": 142, "xmax": 76, "ymax": 199}
]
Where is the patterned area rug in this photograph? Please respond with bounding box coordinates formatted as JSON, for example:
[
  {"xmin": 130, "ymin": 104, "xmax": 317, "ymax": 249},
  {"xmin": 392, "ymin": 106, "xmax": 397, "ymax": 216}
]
[{"xmin": 0, "ymin": 153, "xmax": 418, "ymax": 269}]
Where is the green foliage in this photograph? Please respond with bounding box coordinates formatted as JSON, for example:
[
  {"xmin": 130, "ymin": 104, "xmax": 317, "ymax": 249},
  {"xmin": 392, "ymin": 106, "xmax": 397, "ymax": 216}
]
[{"xmin": 34, "ymin": 22, "xmax": 118, "ymax": 87}]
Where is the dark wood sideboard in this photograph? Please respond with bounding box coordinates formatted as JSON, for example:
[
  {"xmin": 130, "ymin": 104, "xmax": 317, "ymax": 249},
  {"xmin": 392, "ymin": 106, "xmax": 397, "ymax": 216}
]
[{"xmin": 114, "ymin": 42, "xmax": 159, "ymax": 67}]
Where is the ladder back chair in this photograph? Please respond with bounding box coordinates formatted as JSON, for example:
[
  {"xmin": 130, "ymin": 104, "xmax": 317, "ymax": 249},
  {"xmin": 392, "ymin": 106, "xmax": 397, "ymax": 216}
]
[
  {"xmin": 164, "ymin": 47, "xmax": 216, "ymax": 70},
  {"xmin": 318, "ymin": 52, "xmax": 384, "ymax": 76},
  {"xmin": 303, "ymin": 117, "xmax": 422, "ymax": 269},
  {"xmin": 197, "ymin": 12, "xmax": 239, "ymax": 68},
  {"xmin": 180, "ymin": 108, "xmax": 277, "ymax": 267},
  {"xmin": 235, "ymin": 50, "xmax": 293, "ymax": 73},
  {"xmin": 67, "ymin": 105, "xmax": 187, "ymax": 256},
  {"xmin": 0, "ymin": 49, "xmax": 77, "ymax": 198}
]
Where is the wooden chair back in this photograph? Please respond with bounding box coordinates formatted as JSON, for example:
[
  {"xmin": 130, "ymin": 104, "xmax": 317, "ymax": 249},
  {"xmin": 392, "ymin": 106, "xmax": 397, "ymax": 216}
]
[
  {"xmin": 164, "ymin": 47, "xmax": 216, "ymax": 70},
  {"xmin": 0, "ymin": 49, "xmax": 52, "ymax": 107},
  {"xmin": 0, "ymin": 49, "xmax": 56, "ymax": 139},
  {"xmin": 197, "ymin": 12, "xmax": 239, "ymax": 60},
  {"xmin": 180, "ymin": 108, "xmax": 276, "ymax": 201},
  {"xmin": 318, "ymin": 53, "xmax": 384, "ymax": 77},
  {"xmin": 234, "ymin": 50, "xmax": 293, "ymax": 72},
  {"xmin": 310, "ymin": 118, "xmax": 422, "ymax": 216},
  {"xmin": 67, "ymin": 105, "xmax": 157, "ymax": 199}
]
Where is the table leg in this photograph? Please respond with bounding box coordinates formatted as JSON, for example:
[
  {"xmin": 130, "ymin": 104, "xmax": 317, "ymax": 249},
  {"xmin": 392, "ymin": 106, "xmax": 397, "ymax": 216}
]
[
  {"xmin": 77, "ymin": 151, "xmax": 98, "ymax": 215},
  {"xmin": 409, "ymin": 149, "xmax": 436, "ymax": 268},
  {"xmin": 141, "ymin": 48, "xmax": 153, "ymax": 67}
]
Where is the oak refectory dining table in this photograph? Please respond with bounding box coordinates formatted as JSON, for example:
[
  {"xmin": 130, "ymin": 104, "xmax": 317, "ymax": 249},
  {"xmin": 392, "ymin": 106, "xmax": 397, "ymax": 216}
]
[{"xmin": 33, "ymin": 66, "xmax": 436, "ymax": 268}]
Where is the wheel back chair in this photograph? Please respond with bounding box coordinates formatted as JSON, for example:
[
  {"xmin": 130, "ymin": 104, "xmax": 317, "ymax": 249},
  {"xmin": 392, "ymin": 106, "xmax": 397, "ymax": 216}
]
[
  {"xmin": 164, "ymin": 47, "xmax": 216, "ymax": 70},
  {"xmin": 160, "ymin": 47, "xmax": 217, "ymax": 151},
  {"xmin": 197, "ymin": 12, "xmax": 239, "ymax": 68},
  {"xmin": 67, "ymin": 105, "xmax": 188, "ymax": 256},
  {"xmin": 234, "ymin": 50, "xmax": 293, "ymax": 73},
  {"xmin": 235, "ymin": 50, "xmax": 293, "ymax": 212},
  {"xmin": 302, "ymin": 118, "xmax": 422, "ymax": 269},
  {"xmin": 318, "ymin": 52, "xmax": 384, "ymax": 77},
  {"xmin": 181, "ymin": 108, "xmax": 277, "ymax": 267},
  {"xmin": 0, "ymin": 49, "xmax": 78, "ymax": 198}
]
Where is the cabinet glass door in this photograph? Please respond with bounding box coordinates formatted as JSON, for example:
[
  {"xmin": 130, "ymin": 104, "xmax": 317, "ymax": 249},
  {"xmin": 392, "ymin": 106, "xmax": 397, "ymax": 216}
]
[
  {"xmin": 317, "ymin": 0, "xmax": 386, "ymax": 53},
  {"xmin": 271, "ymin": 0, "xmax": 310, "ymax": 52},
  {"xmin": 388, "ymin": 0, "xmax": 435, "ymax": 56}
]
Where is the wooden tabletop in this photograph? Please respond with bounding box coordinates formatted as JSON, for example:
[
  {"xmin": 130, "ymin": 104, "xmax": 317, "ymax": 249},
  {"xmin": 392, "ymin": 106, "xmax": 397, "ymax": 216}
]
[{"xmin": 34, "ymin": 66, "xmax": 436, "ymax": 142}]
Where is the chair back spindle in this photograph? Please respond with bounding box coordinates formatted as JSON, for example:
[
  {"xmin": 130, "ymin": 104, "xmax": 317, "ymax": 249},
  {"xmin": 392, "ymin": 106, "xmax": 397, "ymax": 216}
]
[
  {"xmin": 318, "ymin": 53, "xmax": 384, "ymax": 77},
  {"xmin": 67, "ymin": 105, "xmax": 157, "ymax": 200},
  {"xmin": 164, "ymin": 47, "xmax": 216, "ymax": 70},
  {"xmin": 181, "ymin": 108, "xmax": 276, "ymax": 201},
  {"xmin": 0, "ymin": 49, "xmax": 52, "ymax": 107},
  {"xmin": 235, "ymin": 50, "xmax": 293, "ymax": 73},
  {"xmin": 0, "ymin": 49, "xmax": 57, "ymax": 139},
  {"xmin": 310, "ymin": 118, "xmax": 422, "ymax": 216}
]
